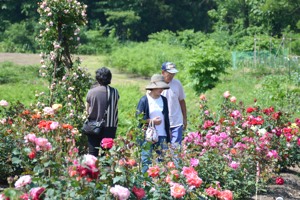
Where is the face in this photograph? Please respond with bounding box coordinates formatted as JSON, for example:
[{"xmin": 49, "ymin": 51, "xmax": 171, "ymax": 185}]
[
  {"xmin": 162, "ymin": 71, "xmax": 175, "ymax": 83},
  {"xmin": 151, "ymin": 88, "xmax": 164, "ymax": 96}
]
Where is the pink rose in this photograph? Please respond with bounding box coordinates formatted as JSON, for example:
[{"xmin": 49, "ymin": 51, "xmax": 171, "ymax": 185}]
[
  {"xmin": 181, "ymin": 166, "xmax": 198, "ymax": 177},
  {"xmin": 43, "ymin": 107, "xmax": 54, "ymax": 115},
  {"xmin": 167, "ymin": 161, "xmax": 176, "ymax": 169},
  {"xmin": 217, "ymin": 190, "xmax": 233, "ymax": 200},
  {"xmin": 190, "ymin": 158, "xmax": 199, "ymax": 167},
  {"xmin": 50, "ymin": 121, "xmax": 60, "ymax": 130},
  {"xmin": 82, "ymin": 154, "xmax": 98, "ymax": 168},
  {"xmin": 0, "ymin": 100, "xmax": 9, "ymax": 107},
  {"xmin": 101, "ymin": 138, "xmax": 114, "ymax": 149},
  {"xmin": 24, "ymin": 133, "xmax": 36, "ymax": 143},
  {"xmin": 14, "ymin": 175, "xmax": 32, "ymax": 188},
  {"xmin": 205, "ymin": 186, "xmax": 219, "ymax": 196},
  {"xmin": 199, "ymin": 94, "xmax": 206, "ymax": 101},
  {"xmin": 186, "ymin": 175, "xmax": 203, "ymax": 188},
  {"xmin": 20, "ymin": 193, "xmax": 29, "ymax": 200},
  {"xmin": 229, "ymin": 161, "xmax": 240, "ymax": 170},
  {"xmin": 147, "ymin": 166, "xmax": 160, "ymax": 178},
  {"xmin": 110, "ymin": 185, "xmax": 130, "ymax": 200},
  {"xmin": 29, "ymin": 187, "xmax": 45, "ymax": 200},
  {"xmin": 230, "ymin": 96, "xmax": 236, "ymax": 103},
  {"xmin": 34, "ymin": 137, "xmax": 49, "ymax": 147},
  {"xmin": 170, "ymin": 183, "xmax": 186, "ymax": 199},
  {"xmin": 223, "ymin": 91, "xmax": 230, "ymax": 98}
]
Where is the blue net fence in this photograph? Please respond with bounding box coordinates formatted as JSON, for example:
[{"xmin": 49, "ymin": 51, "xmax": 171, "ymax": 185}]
[{"xmin": 231, "ymin": 50, "xmax": 300, "ymax": 85}]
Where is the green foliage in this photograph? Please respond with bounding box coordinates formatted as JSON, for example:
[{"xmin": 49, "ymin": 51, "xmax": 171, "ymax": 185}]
[
  {"xmin": 0, "ymin": 103, "xmax": 27, "ymax": 182},
  {"xmin": 115, "ymin": 84, "xmax": 143, "ymax": 135},
  {"xmin": 149, "ymin": 29, "xmax": 208, "ymax": 49},
  {"xmin": 78, "ymin": 30, "xmax": 120, "ymax": 55},
  {"xmin": 0, "ymin": 62, "xmax": 47, "ymax": 105},
  {"xmin": 202, "ymin": 66, "xmax": 300, "ymax": 121},
  {"xmin": 187, "ymin": 39, "xmax": 231, "ymax": 93},
  {"xmin": 105, "ymin": 10, "xmax": 141, "ymax": 40},
  {"xmin": 108, "ymin": 41, "xmax": 189, "ymax": 77},
  {"xmin": 0, "ymin": 20, "xmax": 38, "ymax": 53},
  {"xmin": 254, "ymin": 73, "xmax": 300, "ymax": 116},
  {"xmin": 3, "ymin": 89, "xmax": 298, "ymax": 199}
]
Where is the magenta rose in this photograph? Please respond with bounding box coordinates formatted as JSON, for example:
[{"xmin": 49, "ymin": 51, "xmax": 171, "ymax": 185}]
[
  {"xmin": 275, "ymin": 177, "xmax": 284, "ymax": 185},
  {"xmin": 101, "ymin": 138, "xmax": 114, "ymax": 149},
  {"xmin": 132, "ymin": 186, "xmax": 146, "ymax": 200},
  {"xmin": 29, "ymin": 187, "xmax": 45, "ymax": 200}
]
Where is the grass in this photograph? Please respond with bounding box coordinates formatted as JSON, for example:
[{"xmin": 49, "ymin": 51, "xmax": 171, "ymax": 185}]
[
  {"xmin": 0, "ymin": 62, "xmax": 47, "ymax": 106},
  {"xmin": 1, "ymin": 54, "xmax": 299, "ymax": 134}
]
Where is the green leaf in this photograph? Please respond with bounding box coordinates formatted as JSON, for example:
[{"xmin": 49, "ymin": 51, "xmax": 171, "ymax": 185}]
[
  {"xmin": 113, "ymin": 176, "xmax": 125, "ymax": 184},
  {"xmin": 11, "ymin": 157, "xmax": 22, "ymax": 164}
]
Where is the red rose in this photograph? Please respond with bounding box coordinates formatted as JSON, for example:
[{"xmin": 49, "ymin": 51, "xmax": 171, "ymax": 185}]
[
  {"xmin": 246, "ymin": 107, "xmax": 256, "ymax": 113},
  {"xmin": 101, "ymin": 138, "xmax": 114, "ymax": 149},
  {"xmin": 275, "ymin": 177, "xmax": 284, "ymax": 185},
  {"xmin": 132, "ymin": 186, "xmax": 146, "ymax": 200},
  {"xmin": 28, "ymin": 151, "xmax": 36, "ymax": 159}
]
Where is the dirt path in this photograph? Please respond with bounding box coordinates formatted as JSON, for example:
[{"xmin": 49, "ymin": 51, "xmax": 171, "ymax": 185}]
[
  {"xmin": 0, "ymin": 52, "xmax": 148, "ymax": 89},
  {"xmin": 252, "ymin": 167, "xmax": 300, "ymax": 200}
]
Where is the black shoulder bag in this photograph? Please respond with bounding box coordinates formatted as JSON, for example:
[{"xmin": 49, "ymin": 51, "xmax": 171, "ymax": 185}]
[{"xmin": 82, "ymin": 86, "xmax": 111, "ymax": 136}]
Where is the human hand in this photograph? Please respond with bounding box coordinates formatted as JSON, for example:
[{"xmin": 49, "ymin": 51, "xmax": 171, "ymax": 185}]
[
  {"xmin": 152, "ymin": 116, "xmax": 162, "ymax": 125},
  {"xmin": 183, "ymin": 118, "xmax": 187, "ymax": 130}
]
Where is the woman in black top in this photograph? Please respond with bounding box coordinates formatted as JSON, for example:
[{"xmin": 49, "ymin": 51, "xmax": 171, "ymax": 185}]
[{"xmin": 86, "ymin": 67, "xmax": 119, "ymax": 157}]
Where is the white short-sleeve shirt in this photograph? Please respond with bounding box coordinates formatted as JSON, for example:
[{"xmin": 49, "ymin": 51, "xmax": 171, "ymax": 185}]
[
  {"xmin": 147, "ymin": 94, "xmax": 166, "ymax": 136},
  {"xmin": 161, "ymin": 79, "xmax": 185, "ymax": 127}
]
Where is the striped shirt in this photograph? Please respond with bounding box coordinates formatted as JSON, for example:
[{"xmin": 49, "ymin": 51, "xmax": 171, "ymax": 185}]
[{"xmin": 86, "ymin": 85, "xmax": 119, "ymax": 128}]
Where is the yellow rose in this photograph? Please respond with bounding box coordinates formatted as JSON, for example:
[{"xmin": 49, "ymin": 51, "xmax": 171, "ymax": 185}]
[{"xmin": 52, "ymin": 104, "xmax": 62, "ymax": 111}]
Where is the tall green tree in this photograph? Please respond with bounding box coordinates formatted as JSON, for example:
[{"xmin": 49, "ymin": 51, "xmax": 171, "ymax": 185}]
[
  {"xmin": 0, "ymin": 0, "xmax": 39, "ymax": 32},
  {"xmin": 262, "ymin": 0, "xmax": 300, "ymax": 35},
  {"xmin": 91, "ymin": 0, "xmax": 215, "ymax": 41},
  {"xmin": 209, "ymin": 0, "xmax": 300, "ymax": 37}
]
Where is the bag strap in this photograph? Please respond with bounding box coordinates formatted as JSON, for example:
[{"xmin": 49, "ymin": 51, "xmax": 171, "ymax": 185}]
[
  {"xmin": 101, "ymin": 86, "xmax": 111, "ymax": 122},
  {"xmin": 149, "ymin": 119, "xmax": 155, "ymax": 127}
]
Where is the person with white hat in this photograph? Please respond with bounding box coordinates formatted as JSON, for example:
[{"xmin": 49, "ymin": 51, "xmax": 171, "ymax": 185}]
[{"xmin": 136, "ymin": 74, "xmax": 171, "ymax": 173}]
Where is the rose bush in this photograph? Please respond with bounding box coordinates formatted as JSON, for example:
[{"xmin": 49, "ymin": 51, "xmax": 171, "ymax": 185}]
[{"xmin": 1, "ymin": 90, "xmax": 299, "ymax": 199}]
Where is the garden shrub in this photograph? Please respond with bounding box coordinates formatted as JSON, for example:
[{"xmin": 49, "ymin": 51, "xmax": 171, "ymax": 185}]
[
  {"xmin": 0, "ymin": 91, "xmax": 299, "ymax": 199},
  {"xmin": 108, "ymin": 41, "xmax": 190, "ymax": 77},
  {"xmin": 148, "ymin": 29, "xmax": 208, "ymax": 49},
  {"xmin": 78, "ymin": 30, "xmax": 120, "ymax": 55},
  {"xmin": 254, "ymin": 73, "xmax": 300, "ymax": 117},
  {"xmin": 186, "ymin": 39, "xmax": 231, "ymax": 93},
  {"xmin": 0, "ymin": 20, "xmax": 39, "ymax": 53}
]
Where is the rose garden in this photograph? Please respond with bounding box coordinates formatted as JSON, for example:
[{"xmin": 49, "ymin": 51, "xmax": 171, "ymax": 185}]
[{"xmin": 0, "ymin": 0, "xmax": 299, "ymax": 200}]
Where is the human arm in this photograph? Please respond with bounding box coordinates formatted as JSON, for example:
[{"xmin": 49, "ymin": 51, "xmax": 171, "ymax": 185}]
[{"xmin": 180, "ymin": 99, "xmax": 187, "ymax": 130}]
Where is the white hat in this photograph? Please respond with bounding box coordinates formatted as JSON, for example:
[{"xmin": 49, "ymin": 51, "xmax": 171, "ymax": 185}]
[{"xmin": 145, "ymin": 74, "xmax": 170, "ymax": 90}]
